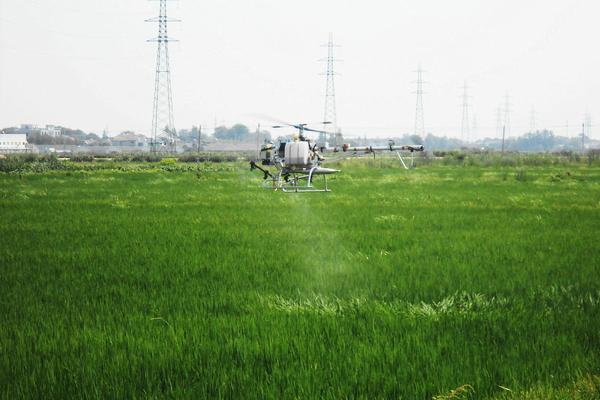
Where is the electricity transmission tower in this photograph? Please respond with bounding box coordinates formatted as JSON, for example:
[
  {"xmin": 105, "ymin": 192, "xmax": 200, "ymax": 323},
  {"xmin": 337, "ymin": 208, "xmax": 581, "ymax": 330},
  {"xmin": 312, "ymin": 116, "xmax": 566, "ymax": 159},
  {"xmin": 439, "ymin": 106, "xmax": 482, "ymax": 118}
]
[
  {"xmin": 321, "ymin": 33, "xmax": 340, "ymax": 145},
  {"xmin": 503, "ymin": 93, "xmax": 511, "ymax": 137},
  {"xmin": 413, "ymin": 65, "xmax": 425, "ymax": 137},
  {"xmin": 147, "ymin": 0, "xmax": 180, "ymax": 152},
  {"xmin": 529, "ymin": 107, "xmax": 536, "ymax": 133},
  {"xmin": 581, "ymin": 122, "xmax": 586, "ymax": 154},
  {"xmin": 460, "ymin": 81, "xmax": 470, "ymax": 142},
  {"xmin": 495, "ymin": 105, "xmax": 502, "ymax": 138}
]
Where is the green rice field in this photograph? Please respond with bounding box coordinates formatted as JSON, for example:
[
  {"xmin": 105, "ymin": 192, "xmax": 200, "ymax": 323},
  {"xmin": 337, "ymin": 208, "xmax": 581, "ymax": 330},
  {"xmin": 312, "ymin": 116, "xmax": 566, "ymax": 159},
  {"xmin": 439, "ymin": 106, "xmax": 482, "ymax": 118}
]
[{"xmin": 1, "ymin": 157, "xmax": 599, "ymax": 399}]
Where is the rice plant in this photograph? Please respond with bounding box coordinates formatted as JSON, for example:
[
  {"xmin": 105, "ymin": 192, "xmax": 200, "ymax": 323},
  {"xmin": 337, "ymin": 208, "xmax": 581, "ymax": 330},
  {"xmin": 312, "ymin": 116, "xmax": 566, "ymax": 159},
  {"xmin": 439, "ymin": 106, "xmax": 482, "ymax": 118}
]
[{"xmin": 0, "ymin": 159, "xmax": 599, "ymax": 399}]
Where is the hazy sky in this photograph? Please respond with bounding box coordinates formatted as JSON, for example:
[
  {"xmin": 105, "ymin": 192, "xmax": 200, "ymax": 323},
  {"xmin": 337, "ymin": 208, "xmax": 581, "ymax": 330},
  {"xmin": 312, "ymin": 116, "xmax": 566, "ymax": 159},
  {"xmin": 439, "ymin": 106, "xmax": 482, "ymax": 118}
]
[{"xmin": 0, "ymin": 0, "xmax": 598, "ymax": 139}]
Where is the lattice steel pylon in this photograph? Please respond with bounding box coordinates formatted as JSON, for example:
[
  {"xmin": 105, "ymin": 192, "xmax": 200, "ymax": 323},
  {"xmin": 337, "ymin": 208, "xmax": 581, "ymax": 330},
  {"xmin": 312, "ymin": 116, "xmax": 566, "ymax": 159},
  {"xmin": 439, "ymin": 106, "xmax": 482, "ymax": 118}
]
[
  {"xmin": 503, "ymin": 93, "xmax": 511, "ymax": 137},
  {"xmin": 496, "ymin": 105, "xmax": 502, "ymax": 138},
  {"xmin": 413, "ymin": 65, "xmax": 425, "ymax": 137},
  {"xmin": 460, "ymin": 81, "xmax": 470, "ymax": 142},
  {"xmin": 529, "ymin": 107, "xmax": 536, "ymax": 133},
  {"xmin": 321, "ymin": 33, "xmax": 340, "ymax": 145},
  {"xmin": 147, "ymin": 0, "xmax": 180, "ymax": 152}
]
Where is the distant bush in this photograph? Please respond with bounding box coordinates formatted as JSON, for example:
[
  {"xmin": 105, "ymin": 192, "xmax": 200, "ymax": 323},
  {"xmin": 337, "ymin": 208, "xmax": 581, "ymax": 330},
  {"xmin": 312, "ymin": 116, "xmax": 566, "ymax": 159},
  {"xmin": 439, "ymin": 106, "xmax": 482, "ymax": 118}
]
[
  {"xmin": 178, "ymin": 153, "xmax": 241, "ymax": 163},
  {"xmin": 0, "ymin": 153, "xmax": 70, "ymax": 173},
  {"xmin": 69, "ymin": 154, "xmax": 95, "ymax": 162},
  {"xmin": 0, "ymin": 156, "xmax": 26, "ymax": 173},
  {"xmin": 159, "ymin": 158, "xmax": 177, "ymax": 165},
  {"xmin": 433, "ymin": 150, "xmax": 464, "ymax": 158},
  {"xmin": 130, "ymin": 153, "xmax": 162, "ymax": 162},
  {"xmin": 21, "ymin": 153, "xmax": 40, "ymax": 163},
  {"xmin": 440, "ymin": 152, "xmax": 468, "ymax": 166},
  {"xmin": 112, "ymin": 154, "xmax": 131, "ymax": 162},
  {"xmin": 588, "ymin": 149, "xmax": 600, "ymax": 165},
  {"xmin": 107, "ymin": 153, "xmax": 163, "ymax": 162},
  {"xmin": 424, "ymin": 151, "xmax": 595, "ymax": 168},
  {"xmin": 515, "ymin": 169, "xmax": 528, "ymax": 182},
  {"xmin": 1, "ymin": 149, "xmax": 596, "ymax": 174}
]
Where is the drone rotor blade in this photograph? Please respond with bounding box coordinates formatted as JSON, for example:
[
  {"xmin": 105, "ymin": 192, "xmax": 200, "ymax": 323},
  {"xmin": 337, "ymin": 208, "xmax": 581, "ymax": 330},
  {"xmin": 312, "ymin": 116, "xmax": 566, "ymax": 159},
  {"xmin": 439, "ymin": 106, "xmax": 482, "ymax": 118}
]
[
  {"xmin": 249, "ymin": 113, "xmax": 293, "ymax": 127},
  {"xmin": 302, "ymin": 126, "xmax": 329, "ymax": 135}
]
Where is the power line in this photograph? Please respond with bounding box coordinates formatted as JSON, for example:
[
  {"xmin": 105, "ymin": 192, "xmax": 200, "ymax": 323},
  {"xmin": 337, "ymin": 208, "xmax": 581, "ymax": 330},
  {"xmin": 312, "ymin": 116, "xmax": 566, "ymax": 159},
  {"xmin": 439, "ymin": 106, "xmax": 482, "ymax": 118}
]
[
  {"xmin": 338, "ymin": 123, "xmax": 592, "ymax": 131},
  {"xmin": 7, "ymin": 0, "xmax": 151, "ymax": 17}
]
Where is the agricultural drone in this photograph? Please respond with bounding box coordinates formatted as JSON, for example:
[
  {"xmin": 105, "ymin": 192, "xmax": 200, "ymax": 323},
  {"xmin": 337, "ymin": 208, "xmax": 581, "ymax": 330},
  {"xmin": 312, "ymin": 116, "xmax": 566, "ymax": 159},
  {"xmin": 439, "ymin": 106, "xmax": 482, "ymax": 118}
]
[{"xmin": 250, "ymin": 122, "xmax": 424, "ymax": 192}]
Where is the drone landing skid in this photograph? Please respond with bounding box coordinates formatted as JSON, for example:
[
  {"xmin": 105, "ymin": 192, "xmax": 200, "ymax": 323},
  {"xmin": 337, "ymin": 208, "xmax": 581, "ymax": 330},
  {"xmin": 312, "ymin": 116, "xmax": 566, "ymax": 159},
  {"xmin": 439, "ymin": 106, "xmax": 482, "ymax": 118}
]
[
  {"xmin": 263, "ymin": 167, "xmax": 331, "ymax": 193},
  {"xmin": 396, "ymin": 151, "xmax": 415, "ymax": 170}
]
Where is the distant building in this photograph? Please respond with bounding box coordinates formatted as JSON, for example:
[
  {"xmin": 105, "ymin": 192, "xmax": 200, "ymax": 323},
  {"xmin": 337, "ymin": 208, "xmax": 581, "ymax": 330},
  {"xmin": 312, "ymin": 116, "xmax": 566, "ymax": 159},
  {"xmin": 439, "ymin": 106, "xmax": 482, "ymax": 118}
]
[
  {"xmin": 0, "ymin": 134, "xmax": 29, "ymax": 153},
  {"xmin": 19, "ymin": 124, "xmax": 62, "ymax": 138},
  {"xmin": 110, "ymin": 132, "xmax": 148, "ymax": 147},
  {"xmin": 20, "ymin": 124, "xmax": 40, "ymax": 137},
  {"xmin": 40, "ymin": 125, "xmax": 62, "ymax": 138}
]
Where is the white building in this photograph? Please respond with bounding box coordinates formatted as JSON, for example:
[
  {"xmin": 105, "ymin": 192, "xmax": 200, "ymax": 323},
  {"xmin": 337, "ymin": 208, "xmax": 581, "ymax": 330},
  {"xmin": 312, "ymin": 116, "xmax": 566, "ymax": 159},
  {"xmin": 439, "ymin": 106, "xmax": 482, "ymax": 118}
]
[
  {"xmin": 40, "ymin": 125, "xmax": 62, "ymax": 137},
  {"xmin": 20, "ymin": 124, "xmax": 40, "ymax": 136},
  {"xmin": 18, "ymin": 124, "xmax": 62, "ymax": 137},
  {"xmin": 110, "ymin": 132, "xmax": 148, "ymax": 147},
  {"xmin": 0, "ymin": 134, "xmax": 29, "ymax": 153}
]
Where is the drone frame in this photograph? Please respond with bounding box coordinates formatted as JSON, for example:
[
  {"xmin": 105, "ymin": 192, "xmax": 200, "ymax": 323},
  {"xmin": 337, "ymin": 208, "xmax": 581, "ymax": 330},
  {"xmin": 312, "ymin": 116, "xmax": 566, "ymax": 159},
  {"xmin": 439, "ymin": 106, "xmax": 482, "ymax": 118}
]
[
  {"xmin": 263, "ymin": 166, "xmax": 331, "ymax": 193},
  {"xmin": 323, "ymin": 149, "xmax": 417, "ymax": 170},
  {"xmin": 250, "ymin": 120, "xmax": 424, "ymax": 193}
]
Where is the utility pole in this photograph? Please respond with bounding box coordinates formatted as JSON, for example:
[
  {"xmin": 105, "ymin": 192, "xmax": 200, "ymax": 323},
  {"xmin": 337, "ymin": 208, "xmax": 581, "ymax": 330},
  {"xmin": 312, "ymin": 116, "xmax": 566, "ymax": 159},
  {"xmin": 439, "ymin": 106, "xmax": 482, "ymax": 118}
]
[
  {"xmin": 501, "ymin": 125, "xmax": 506, "ymax": 155},
  {"xmin": 321, "ymin": 33, "xmax": 340, "ymax": 145},
  {"xmin": 146, "ymin": 0, "xmax": 180, "ymax": 153},
  {"xmin": 414, "ymin": 65, "xmax": 426, "ymax": 138}
]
